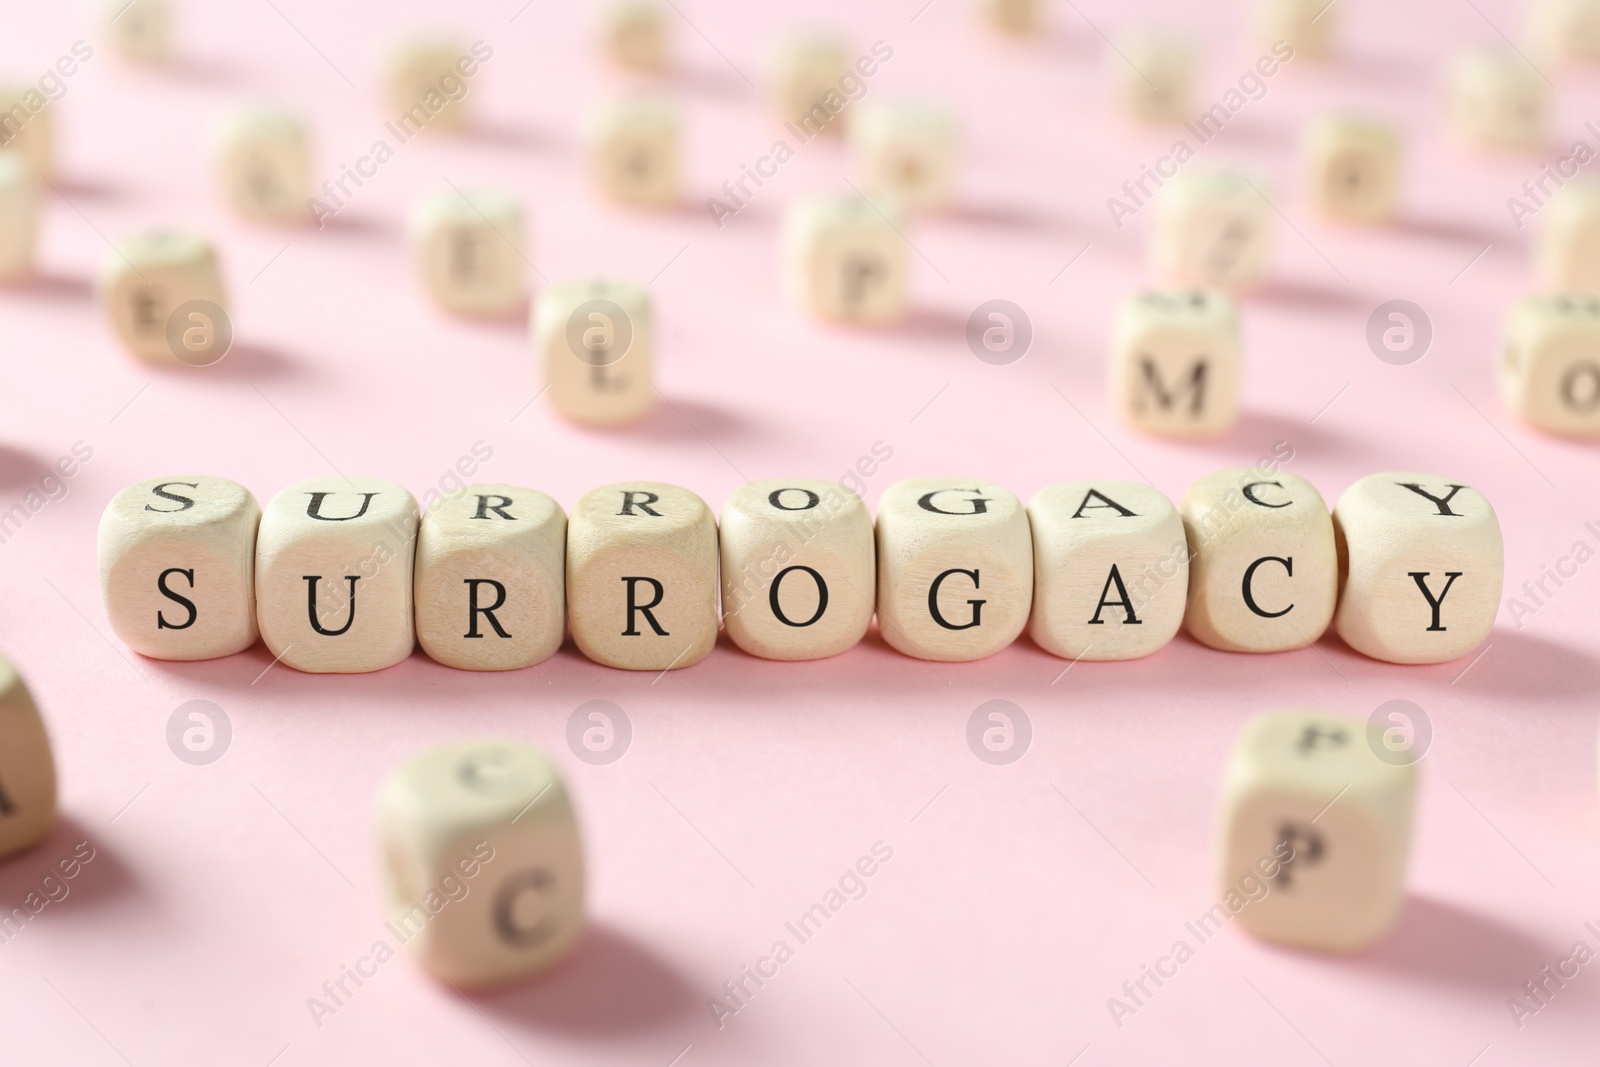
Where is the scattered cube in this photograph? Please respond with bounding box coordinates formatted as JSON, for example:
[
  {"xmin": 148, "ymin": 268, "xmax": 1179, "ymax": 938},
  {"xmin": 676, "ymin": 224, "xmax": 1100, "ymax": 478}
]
[
  {"xmin": 1528, "ymin": 0, "xmax": 1600, "ymax": 66},
  {"xmin": 851, "ymin": 101, "xmax": 958, "ymax": 212},
  {"xmin": 1027, "ymin": 481, "xmax": 1189, "ymax": 661},
  {"xmin": 0, "ymin": 155, "xmax": 38, "ymax": 281},
  {"xmin": 378, "ymin": 739, "xmax": 584, "ymax": 987},
  {"xmin": 1537, "ymin": 181, "xmax": 1600, "ymax": 292},
  {"xmin": 1180, "ymin": 468, "xmax": 1337, "ymax": 653},
  {"xmin": 1332, "ymin": 473, "xmax": 1503, "ymax": 664},
  {"xmin": 588, "ymin": 96, "xmax": 680, "ymax": 208},
  {"xmin": 214, "ymin": 105, "xmax": 312, "ymax": 224},
  {"xmin": 1215, "ymin": 710, "xmax": 1415, "ymax": 951},
  {"xmin": 1112, "ymin": 32, "xmax": 1194, "ymax": 124},
  {"xmin": 720, "ymin": 478, "xmax": 875, "ymax": 661},
  {"xmin": 1501, "ymin": 293, "xmax": 1600, "ymax": 437},
  {"xmin": 0, "ymin": 655, "xmax": 55, "ymax": 861},
  {"xmin": 1152, "ymin": 169, "xmax": 1274, "ymax": 292},
  {"xmin": 601, "ymin": 0, "xmax": 669, "ymax": 72},
  {"xmin": 1448, "ymin": 51, "xmax": 1546, "ymax": 152},
  {"xmin": 1304, "ymin": 117, "xmax": 1402, "ymax": 225},
  {"xmin": 414, "ymin": 484, "xmax": 566, "ymax": 671},
  {"xmin": 985, "ymin": 0, "xmax": 1041, "ymax": 35},
  {"xmin": 1253, "ymin": 0, "xmax": 1336, "ymax": 59},
  {"xmin": 409, "ymin": 189, "xmax": 528, "ymax": 317},
  {"xmin": 101, "ymin": 0, "xmax": 173, "ymax": 64},
  {"xmin": 770, "ymin": 36, "xmax": 851, "ymax": 137},
  {"xmin": 255, "ymin": 478, "xmax": 420, "ymax": 674},
  {"xmin": 98, "ymin": 231, "xmax": 230, "ymax": 365},
  {"xmin": 98, "ymin": 476, "xmax": 262, "ymax": 661},
  {"xmin": 566, "ymin": 481, "xmax": 718, "ymax": 671},
  {"xmin": 535, "ymin": 278, "xmax": 654, "ymax": 426},
  {"xmin": 1111, "ymin": 289, "xmax": 1241, "ymax": 438},
  {"xmin": 784, "ymin": 195, "xmax": 910, "ymax": 325},
  {"xmin": 387, "ymin": 38, "xmax": 474, "ymax": 133},
  {"xmin": 0, "ymin": 84, "xmax": 54, "ymax": 179},
  {"xmin": 875, "ymin": 478, "xmax": 1033, "ymax": 662}
]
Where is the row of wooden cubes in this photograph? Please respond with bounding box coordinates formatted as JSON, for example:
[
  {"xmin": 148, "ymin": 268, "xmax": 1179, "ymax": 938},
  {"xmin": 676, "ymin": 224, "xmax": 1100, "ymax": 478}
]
[{"xmin": 98, "ymin": 470, "xmax": 1502, "ymax": 673}]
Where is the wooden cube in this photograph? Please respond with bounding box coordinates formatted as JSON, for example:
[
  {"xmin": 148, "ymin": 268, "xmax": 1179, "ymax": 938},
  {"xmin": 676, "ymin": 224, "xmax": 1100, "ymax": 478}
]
[
  {"xmin": 378, "ymin": 739, "xmax": 584, "ymax": 987},
  {"xmin": 1537, "ymin": 181, "xmax": 1600, "ymax": 292},
  {"xmin": 535, "ymin": 278, "xmax": 653, "ymax": 427},
  {"xmin": 1215, "ymin": 710, "xmax": 1415, "ymax": 951},
  {"xmin": 1304, "ymin": 118, "xmax": 1401, "ymax": 225},
  {"xmin": 566, "ymin": 481, "xmax": 718, "ymax": 671},
  {"xmin": 387, "ymin": 39, "xmax": 473, "ymax": 133},
  {"xmin": 601, "ymin": 0, "xmax": 669, "ymax": 72},
  {"xmin": 1112, "ymin": 32, "xmax": 1194, "ymax": 124},
  {"xmin": 770, "ymin": 36, "xmax": 851, "ymax": 137},
  {"xmin": 851, "ymin": 102, "xmax": 958, "ymax": 212},
  {"xmin": 1152, "ymin": 170, "xmax": 1273, "ymax": 292},
  {"xmin": 1529, "ymin": 0, "xmax": 1600, "ymax": 66},
  {"xmin": 98, "ymin": 231, "xmax": 230, "ymax": 364},
  {"xmin": 783, "ymin": 195, "xmax": 910, "ymax": 325},
  {"xmin": 1253, "ymin": 0, "xmax": 1336, "ymax": 59},
  {"xmin": 1332, "ymin": 473, "xmax": 1503, "ymax": 664},
  {"xmin": 0, "ymin": 84, "xmax": 54, "ymax": 179},
  {"xmin": 0, "ymin": 155, "xmax": 38, "ymax": 281},
  {"xmin": 98, "ymin": 476, "xmax": 262, "ymax": 661},
  {"xmin": 875, "ymin": 478, "xmax": 1032, "ymax": 662},
  {"xmin": 414, "ymin": 484, "xmax": 566, "ymax": 671},
  {"xmin": 1111, "ymin": 289, "xmax": 1240, "ymax": 438},
  {"xmin": 214, "ymin": 105, "xmax": 312, "ymax": 224},
  {"xmin": 720, "ymin": 478, "xmax": 875, "ymax": 661},
  {"xmin": 102, "ymin": 0, "xmax": 173, "ymax": 64},
  {"xmin": 588, "ymin": 96, "xmax": 680, "ymax": 208},
  {"xmin": 409, "ymin": 189, "xmax": 527, "ymax": 317},
  {"xmin": 255, "ymin": 478, "xmax": 419, "ymax": 674},
  {"xmin": 1181, "ymin": 469, "xmax": 1336, "ymax": 653},
  {"xmin": 985, "ymin": 0, "xmax": 1041, "ymax": 35},
  {"xmin": 1501, "ymin": 293, "xmax": 1600, "ymax": 437},
  {"xmin": 1027, "ymin": 481, "xmax": 1188, "ymax": 661},
  {"xmin": 0, "ymin": 655, "xmax": 55, "ymax": 861},
  {"xmin": 1448, "ymin": 51, "xmax": 1546, "ymax": 152}
]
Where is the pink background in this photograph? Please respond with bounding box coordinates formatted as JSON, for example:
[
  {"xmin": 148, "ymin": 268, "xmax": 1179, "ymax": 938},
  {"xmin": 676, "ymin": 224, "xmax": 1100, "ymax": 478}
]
[{"xmin": 0, "ymin": 0, "xmax": 1597, "ymax": 1063}]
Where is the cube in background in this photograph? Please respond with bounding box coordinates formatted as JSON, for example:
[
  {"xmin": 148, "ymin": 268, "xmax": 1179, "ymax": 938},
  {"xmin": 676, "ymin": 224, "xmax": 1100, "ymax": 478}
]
[
  {"xmin": 769, "ymin": 36, "xmax": 851, "ymax": 137},
  {"xmin": 1112, "ymin": 32, "xmax": 1194, "ymax": 124},
  {"xmin": 1152, "ymin": 170, "xmax": 1273, "ymax": 292},
  {"xmin": 1537, "ymin": 181, "xmax": 1600, "ymax": 292},
  {"xmin": 409, "ymin": 189, "xmax": 527, "ymax": 317},
  {"xmin": 98, "ymin": 232, "xmax": 230, "ymax": 364},
  {"xmin": 1304, "ymin": 117, "xmax": 1401, "ymax": 224},
  {"xmin": 536, "ymin": 278, "xmax": 654, "ymax": 426},
  {"xmin": 101, "ymin": 0, "xmax": 173, "ymax": 64},
  {"xmin": 214, "ymin": 105, "xmax": 312, "ymax": 224},
  {"xmin": 1448, "ymin": 51, "xmax": 1546, "ymax": 152},
  {"xmin": 588, "ymin": 96, "xmax": 680, "ymax": 208},
  {"xmin": 1253, "ymin": 0, "xmax": 1336, "ymax": 58},
  {"xmin": 0, "ymin": 155, "xmax": 38, "ymax": 281},
  {"xmin": 600, "ymin": 0, "xmax": 669, "ymax": 72},
  {"xmin": 0, "ymin": 655, "xmax": 56, "ymax": 861},
  {"xmin": 784, "ymin": 195, "xmax": 909, "ymax": 324},
  {"xmin": 1111, "ymin": 289, "xmax": 1241, "ymax": 438},
  {"xmin": 1502, "ymin": 293, "xmax": 1600, "ymax": 436},
  {"xmin": 386, "ymin": 38, "xmax": 474, "ymax": 133},
  {"xmin": 851, "ymin": 101, "xmax": 958, "ymax": 212},
  {"xmin": 0, "ymin": 84, "xmax": 53, "ymax": 179}
]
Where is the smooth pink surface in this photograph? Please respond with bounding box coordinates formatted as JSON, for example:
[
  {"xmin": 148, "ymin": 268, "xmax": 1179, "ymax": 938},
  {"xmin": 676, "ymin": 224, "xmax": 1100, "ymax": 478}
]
[{"xmin": 0, "ymin": 0, "xmax": 1597, "ymax": 1063}]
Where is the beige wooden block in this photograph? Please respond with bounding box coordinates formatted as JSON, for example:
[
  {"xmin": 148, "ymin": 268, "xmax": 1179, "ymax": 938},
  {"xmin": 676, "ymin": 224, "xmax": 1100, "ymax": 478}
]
[
  {"xmin": 0, "ymin": 85, "xmax": 53, "ymax": 179},
  {"xmin": 102, "ymin": 0, "xmax": 173, "ymax": 64},
  {"xmin": 1181, "ymin": 468, "xmax": 1336, "ymax": 653},
  {"xmin": 851, "ymin": 102, "xmax": 958, "ymax": 212},
  {"xmin": 378, "ymin": 738, "xmax": 584, "ymax": 988},
  {"xmin": 387, "ymin": 39, "xmax": 473, "ymax": 133},
  {"xmin": 1529, "ymin": 0, "xmax": 1600, "ymax": 65},
  {"xmin": 770, "ymin": 36, "xmax": 851, "ymax": 137},
  {"xmin": 566, "ymin": 481, "xmax": 718, "ymax": 670},
  {"xmin": 409, "ymin": 189, "xmax": 527, "ymax": 317},
  {"xmin": 1304, "ymin": 117, "xmax": 1401, "ymax": 225},
  {"xmin": 1332, "ymin": 472, "xmax": 1503, "ymax": 664},
  {"xmin": 415, "ymin": 484, "xmax": 566, "ymax": 671},
  {"xmin": 214, "ymin": 105, "xmax": 312, "ymax": 224},
  {"xmin": 601, "ymin": 0, "xmax": 670, "ymax": 72},
  {"xmin": 98, "ymin": 231, "xmax": 230, "ymax": 365},
  {"xmin": 720, "ymin": 478, "xmax": 875, "ymax": 661},
  {"xmin": 1111, "ymin": 289, "xmax": 1240, "ymax": 438},
  {"xmin": 985, "ymin": 0, "xmax": 1041, "ymax": 35},
  {"xmin": 1152, "ymin": 170, "xmax": 1273, "ymax": 292},
  {"xmin": 0, "ymin": 656, "xmax": 55, "ymax": 861},
  {"xmin": 1027, "ymin": 481, "xmax": 1188, "ymax": 661},
  {"xmin": 535, "ymin": 278, "xmax": 653, "ymax": 427},
  {"xmin": 255, "ymin": 478, "xmax": 419, "ymax": 674},
  {"xmin": 875, "ymin": 478, "xmax": 1032, "ymax": 662},
  {"xmin": 1501, "ymin": 292, "xmax": 1600, "ymax": 437},
  {"xmin": 98, "ymin": 476, "xmax": 261, "ymax": 661},
  {"xmin": 1253, "ymin": 0, "xmax": 1336, "ymax": 58},
  {"xmin": 1537, "ymin": 181, "xmax": 1600, "ymax": 293},
  {"xmin": 588, "ymin": 96, "xmax": 680, "ymax": 208},
  {"xmin": 1112, "ymin": 32, "xmax": 1194, "ymax": 124},
  {"xmin": 0, "ymin": 155, "xmax": 38, "ymax": 282},
  {"xmin": 1448, "ymin": 51, "xmax": 1546, "ymax": 152},
  {"xmin": 1215, "ymin": 710, "xmax": 1415, "ymax": 952},
  {"xmin": 783, "ymin": 195, "xmax": 910, "ymax": 325}
]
